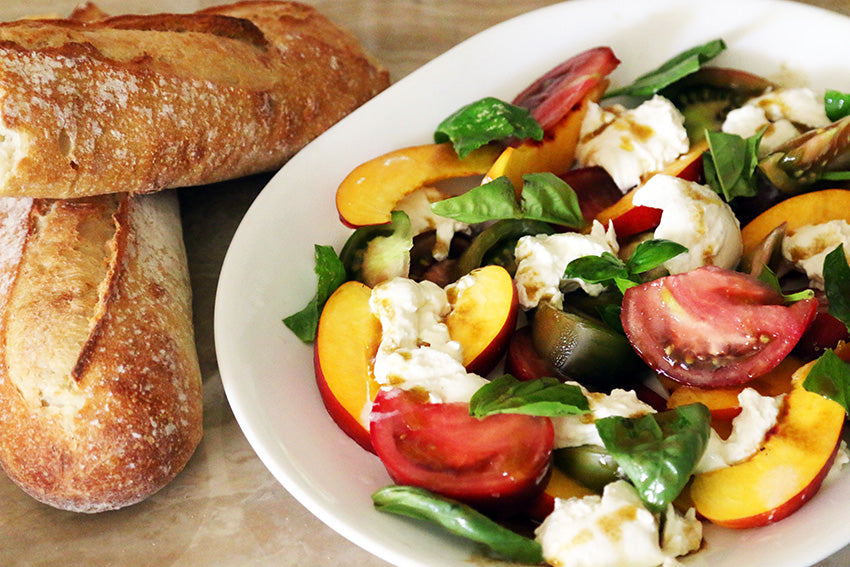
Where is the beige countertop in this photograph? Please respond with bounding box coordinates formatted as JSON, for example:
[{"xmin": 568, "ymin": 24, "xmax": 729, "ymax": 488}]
[{"xmin": 2, "ymin": 0, "xmax": 850, "ymax": 566}]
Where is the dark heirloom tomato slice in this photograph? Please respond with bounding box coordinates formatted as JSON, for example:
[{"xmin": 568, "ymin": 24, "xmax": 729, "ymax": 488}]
[
  {"xmin": 560, "ymin": 166, "xmax": 623, "ymax": 222},
  {"xmin": 794, "ymin": 310, "xmax": 850, "ymax": 361},
  {"xmin": 369, "ymin": 388, "xmax": 554, "ymax": 513},
  {"xmin": 621, "ymin": 266, "xmax": 817, "ymax": 388},
  {"xmin": 512, "ymin": 46, "xmax": 620, "ymax": 132},
  {"xmin": 505, "ymin": 326, "xmax": 559, "ymax": 382}
]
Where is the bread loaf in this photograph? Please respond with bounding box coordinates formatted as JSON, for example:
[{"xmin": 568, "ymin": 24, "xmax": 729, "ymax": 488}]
[
  {"xmin": 0, "ymin": 0, "xmax": 389, "ymax": 198},
  {"xmin": 0, "ymin": 190, "xmax": 202, "ymax": 512}
]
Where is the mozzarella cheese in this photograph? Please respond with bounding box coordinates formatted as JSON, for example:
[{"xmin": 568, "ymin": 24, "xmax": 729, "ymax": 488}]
[
  {"xmin": 396, "ymin": 186, "xmax": 469, "ymax": 261},
  {"xmin": 722, "ymin": 87, "xmax": 831, "ymax": 156},
  {"xmin": 632, "ymin": 174, "xmax": 742, "ymax": 273},
  {"xmin": 552, "ymin": 385, "xmax": 655, "ymax": 449},
  {"xmin": 826, "ymin": 440, "xmax": 850, "ymax": 485},
  {"xmin": 535, "ymin": 480, "xmax": 701, "ymax": 567},
  {"xmin": 694, "ymin": 388, "xmax": 784, "ymax": 474},
  {"xmin": 513, "ymin": 220, "xmax": 619, "ymax": 309},
  {"xmin": 576, "ymin": 95, "xmax": 689, "ymax": 192},
  {"xmin": 782, "ymin": 220, "xmax": 850, "ymax": 289},
  {"xmin": 369, "ymin": 277, "xmax": 487, "ymax": 403},
  {"xmin": 660, "ymin": 505, "xmax": 703, "ymax": 561}
]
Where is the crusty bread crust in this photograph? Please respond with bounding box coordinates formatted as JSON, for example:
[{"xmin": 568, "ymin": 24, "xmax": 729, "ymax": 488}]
[
  {"xmin": 0, "ymin": 191, "xmax": 202, "ymax": 512},
  {"xmin": 0, "ymin": 1, "xmax": 389, "ymax": 198}
]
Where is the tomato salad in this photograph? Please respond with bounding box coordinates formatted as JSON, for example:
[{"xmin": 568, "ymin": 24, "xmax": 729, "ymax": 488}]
[{"xmin": 286, "ymin": 38, "xmax": 850, "ymax": 567}]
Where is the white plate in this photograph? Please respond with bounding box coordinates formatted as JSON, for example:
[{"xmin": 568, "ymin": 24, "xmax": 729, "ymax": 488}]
[{"xmin": 214, "ymin": 1, "xmax": 850, "ymax": 566}]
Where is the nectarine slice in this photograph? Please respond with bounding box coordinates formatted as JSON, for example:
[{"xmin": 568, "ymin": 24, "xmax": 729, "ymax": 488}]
[
  {"xmin": 314, "ymin": 281, "xmax": 381, "ymax": 452},
  {"xmin": 741, "ymin": 189, "xmax": 850, "ymax": 256},
  {"xmin": 689, "ymin": 362, "xmax": 845, "ymax": 528},
  {"xmin": 529, "ymin": 468, "xmax": 596, "ymax": 521},
  {"xmin": 446, "ymin": 265, "xmax": 519, "ymax": 376},
  {"xmin": 485, "ymin": 82, "xmax": 606, "ymax": 192},
  {"xmin": 336, "ymin": 143, "xmax": 501, "ymax": 227}
]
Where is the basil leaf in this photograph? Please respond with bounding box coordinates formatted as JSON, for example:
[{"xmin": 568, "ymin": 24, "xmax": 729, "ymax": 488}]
[
  {"xmin": 283, "ymin": 244, "xmax": 347, "ymax": 343},
  {"xmin": 703, "ymin": 129, "xmax": 762, "ymax": 201},
  {"xmin": 564, "ymin": 239, "xmax": 688, "ymax": 295},
  {"xmin": 824, "ymin": 243, "xmax": 850, "ymax": 332},
  {"xmin": 564, "ymin": 252, "xmax": 629, "ymax": 284},
  {"xmin": 520, "ymin": 172, "xmax": 585, "ymax": 228},
  {"xmin": 431, "ymin": 177, "xmax": 522, "ymax": 223},
  {"xmin": 605, "ymin": 38, "xmax": 726, "ymax": 99},
  {"xmin": 596, "ymin": 404, "xmax": 711, "ymax": 513},
  {"xmin": 596, "ymin": 303, "xmax": 625, "ymax": 334},
  {"xmin": 626, "ymin": 239, "xmax": 688, "ymax": 275},
  {"xmin": 372, "ymin": 485, "xmax": 544, "ymax": 564},
  {"xmin": 825, "ymin": 89, "xmax": 850, "ymax": 122},
  {"xmin": 757, "ymin": 264, "xmax": 815, "ymax": 302},
  {"xmin": 469, "ymin": 375, "xmax": 589, "ymax": 418},
  {"xmin": 431, "ymin": 173, "xmax": 584, "ymax": 227},
  {"xmin": 803, "ymin": 349, "xmax": 850, "ymax": 414},
  {"xmin": 435, "ymin": 97, "xmax": 544, "ymax": 158}
]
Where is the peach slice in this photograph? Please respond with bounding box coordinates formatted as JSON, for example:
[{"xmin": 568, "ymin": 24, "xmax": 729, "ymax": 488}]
[
  {"xmin": 689, "ymin": 360, "xmax": 845, "ymax": 528},
  {"xmin": 740, "ymin": 188, "xmax": 850, "ymax": 256},
  {"xmin": 447, "ymin": 265, "xmax": 519, "ymax": 376},
  {"xmin": 314, "ymin": 281, "xmax": 382, "ymax": 452},
  {"xmin": 484, "ymin": 82, "xmax": 607, "ymax": 193},
  {"xmin": 336, "ymin": 143, "xmax": 501, "ymax": 227},
  {"xmin": 666, "ymin": 356, "xmax": 800, "ymax": 420}
]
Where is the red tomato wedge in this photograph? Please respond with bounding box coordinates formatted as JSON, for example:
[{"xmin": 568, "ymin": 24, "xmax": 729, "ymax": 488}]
[
  {"xmin": 369, "ymin": 388, "xmax": 554, "ymax": 513},
  {"xmin": 621, "ymin": 266, "xmax": 817, "ymax": 388},
  {"xmin": 512, "ymin": 46, "xmax": 620, "ymax": 132},
  {"xmin": 609, "ymin": 206, "xmax": 663, "ymax": 239}
]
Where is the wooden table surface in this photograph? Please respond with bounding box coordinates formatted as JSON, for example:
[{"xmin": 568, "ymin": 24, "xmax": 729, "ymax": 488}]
[{"xmin": 1, "ymin": 1, "xmax": 850, "ymax": 566}]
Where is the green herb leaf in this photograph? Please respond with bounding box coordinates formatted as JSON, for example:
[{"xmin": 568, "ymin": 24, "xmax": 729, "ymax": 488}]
[
  {"xmin": 626, "ymin": 239, "xmax": 688, "ymax": 275},
  {"xmin": 596, "ymin": 404, "xmax": 711, "ymax": 513},
  {"xmin": 434, "ymin": 97, "xmax": 544, "ymax": 158},
  {"xmin": 519, "ymin": 172, "xmax": 585, "ymax": 228},
  {"xmin": 605, "ymin": 39, "xmax": 726, "ymax": 99},
  {"xmin": 564, "ymin": 239, "xmax": 687, "ymax": 295},
  {"xmin": 824, "ymin": 244, "xmax": 850, "ymax": 332},
  {"xmin": 469, "ymin": 375, "xmax": 589, "ymax": 418},
  {"xmin": 431, "ymin": 177, "xmax": 522, "ymax": 223},
  {"xmin": 372, "ymin": 485, "xmax": 544, "ymax": 564},
  {"xmin": 564, "ymin": 252, "xmax": 629, "ymax": 283},
  {"xmin": 803, "ymin": 349, "xmax": 850, "ymax": 414},
  {"xmin": 283, "ymin": 244, "xmax": 347, "ymax": 343},
  {"xmin": 431, "ymin": 173, "xmax": 584, "ymax": 228},
  {"xmin": 703, "ymin": 129, "xmax": 762, "ymax": 201},
  {"xmin": 825, "ymin": 89, "xmax": 850, "ymax": 122},
  {"xmin": 596, "ymin": 303, "xmax": 625, "ymax": 334},
  {"xmin": 756, "ymin": 264, "xmax": 815, "ymax": 302}
]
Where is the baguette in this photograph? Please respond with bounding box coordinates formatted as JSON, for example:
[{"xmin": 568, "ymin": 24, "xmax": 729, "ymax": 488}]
[
  {"xmin": 0, "ymin": 1, "xmax": 389, "ymax": 198},
  {"xmin": 0, "ymin": 191, "xmax": 202, "ymax": 512}
]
